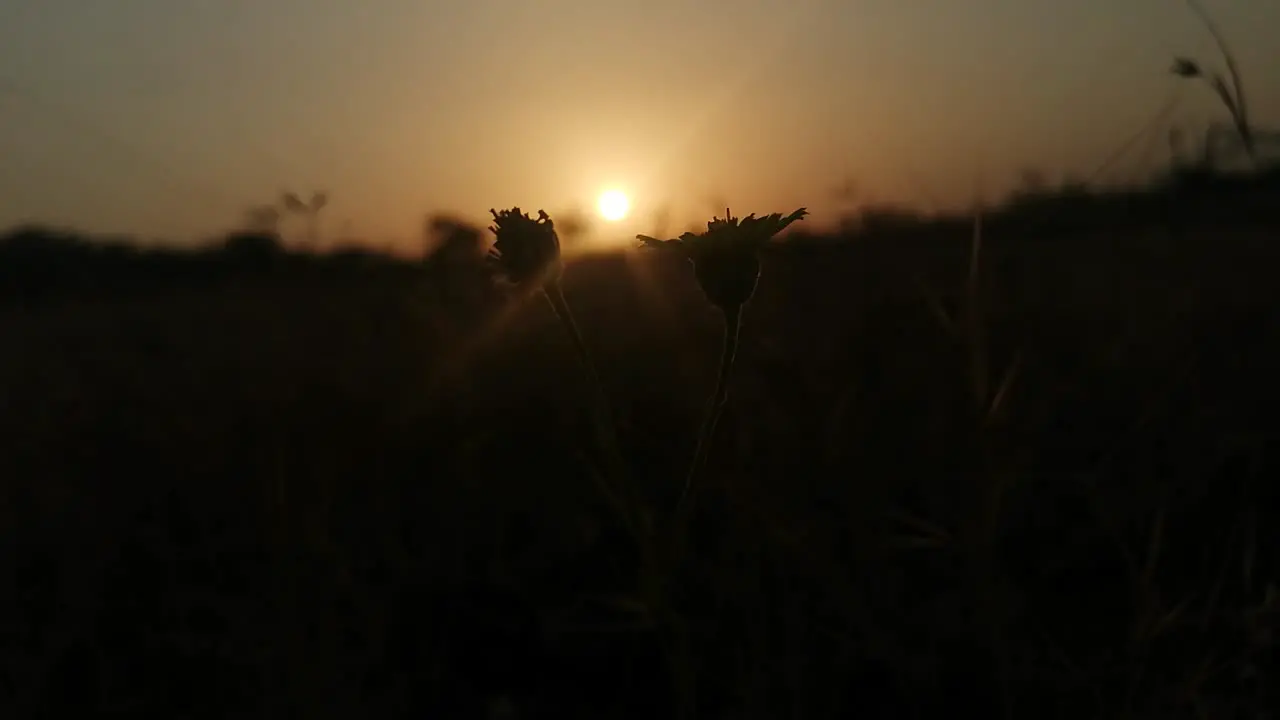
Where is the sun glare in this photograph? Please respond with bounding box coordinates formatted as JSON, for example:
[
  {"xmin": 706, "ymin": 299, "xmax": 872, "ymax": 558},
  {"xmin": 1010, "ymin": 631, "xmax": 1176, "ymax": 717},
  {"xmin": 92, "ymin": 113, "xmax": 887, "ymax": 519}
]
[{"xmin": 597, "ymin": 190, "xmax": 630, "ymax": 222}]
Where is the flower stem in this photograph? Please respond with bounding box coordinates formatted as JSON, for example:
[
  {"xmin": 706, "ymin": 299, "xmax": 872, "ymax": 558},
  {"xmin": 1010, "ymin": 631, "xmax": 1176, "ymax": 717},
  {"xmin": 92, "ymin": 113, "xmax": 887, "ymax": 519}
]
[
  {"xmin": 1186, "ymin": 0, "xmax": 1253, "ymax": 160},
  {"xmin": 674, "ymin": 303, "xmax": 742, "ymax": 537},
  {"xmin": 543, "ymin": 283, "xmax": 638, "ymax": 528}
]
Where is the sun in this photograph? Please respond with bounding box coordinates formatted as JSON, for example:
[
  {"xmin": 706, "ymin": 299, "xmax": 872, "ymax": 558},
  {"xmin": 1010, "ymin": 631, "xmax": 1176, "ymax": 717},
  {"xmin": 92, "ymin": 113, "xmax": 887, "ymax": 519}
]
[{"xmin": 597, "ymin": 189, "xmax": 630, "ymax": 222}]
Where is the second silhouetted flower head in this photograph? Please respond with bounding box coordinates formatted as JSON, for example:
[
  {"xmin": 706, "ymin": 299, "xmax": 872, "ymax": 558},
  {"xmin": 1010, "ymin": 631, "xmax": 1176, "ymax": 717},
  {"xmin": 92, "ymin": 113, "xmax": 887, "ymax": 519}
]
[
  {"xmin": 638, "ymin": 207, "xmax": 807, "ymax": 312},
  {"xmin": 488, "ymin": 207, "xmax": 562, "ymax": 286}
]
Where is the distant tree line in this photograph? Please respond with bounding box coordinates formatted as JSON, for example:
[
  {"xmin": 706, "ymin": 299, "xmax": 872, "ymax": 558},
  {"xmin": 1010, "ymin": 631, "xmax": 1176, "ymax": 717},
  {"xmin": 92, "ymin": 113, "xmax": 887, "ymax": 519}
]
[{"xmin": 0, "ymin": 165, "xmax": 1277, "ymax": 306}]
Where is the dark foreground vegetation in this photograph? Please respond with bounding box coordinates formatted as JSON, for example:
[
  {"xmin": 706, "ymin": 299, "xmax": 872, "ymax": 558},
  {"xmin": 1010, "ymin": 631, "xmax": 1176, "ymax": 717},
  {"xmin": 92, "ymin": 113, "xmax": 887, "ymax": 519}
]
[{"xmin": 2, "ymin": 169, "xmax": 1278, "ymax": 718}]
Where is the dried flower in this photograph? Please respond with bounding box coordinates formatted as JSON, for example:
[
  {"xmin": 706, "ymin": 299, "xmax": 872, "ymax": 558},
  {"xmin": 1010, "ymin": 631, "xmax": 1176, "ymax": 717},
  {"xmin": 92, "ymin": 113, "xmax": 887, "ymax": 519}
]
[
  {"xmin": 486, "ymin": 206, "xmax": 633, "ymax": 527},
  {"xmin": 638, "ymin": 207, "xmax": 806, "ymax": 543},
  {"xmin": 487, "ymin": 207, "xmax": 562, "ymax": 286},
  {"xmin": 638, "ymin": 207, "xmax": 807, "ymax": 312}
]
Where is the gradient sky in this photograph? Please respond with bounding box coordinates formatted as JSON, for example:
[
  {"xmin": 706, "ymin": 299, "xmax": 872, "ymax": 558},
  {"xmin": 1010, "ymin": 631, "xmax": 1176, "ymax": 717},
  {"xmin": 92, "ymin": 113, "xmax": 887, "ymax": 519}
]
[{"xmin": 0, "ymin": 0, "xmax": 1276, "ymax": 248}]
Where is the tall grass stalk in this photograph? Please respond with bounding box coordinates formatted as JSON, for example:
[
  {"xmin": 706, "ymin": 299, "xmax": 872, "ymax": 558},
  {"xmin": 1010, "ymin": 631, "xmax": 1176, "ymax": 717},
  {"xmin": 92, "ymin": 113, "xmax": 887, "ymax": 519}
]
[
  {"xmin": 485, "ymin": 207, "xmax": 646, "ymax": 542},
  {"xmin": 487, "ymin": 207, "xmax": 690, "ymax": 716},
  {"xmin": 638, "ymin": 207, "xmax": 806, "ymax": 563},
  {"xmin": 1177, "ymin": 0, "xmax": 1255, "ymax": 163},
  {"xmin": 673, "ymin": 304, "xmax": 742, "ymax": 546},
  {"xmin": 635, "ymin": 207, "xmax": 803, "ymax": 718},
  {"xmin": 530, "ymin": 270, "xmax": 708, "ymax": 720},
  {"xmin": 546, "ymin": 276, "xmax": 702, "ymax": 719},
  {"xmin": 542, "ymin": 280, "xmax": 645, "ymax": 539},
  {"xmin": 961, "ymin": 205, "xmax": 1015, "ymax": 720}
]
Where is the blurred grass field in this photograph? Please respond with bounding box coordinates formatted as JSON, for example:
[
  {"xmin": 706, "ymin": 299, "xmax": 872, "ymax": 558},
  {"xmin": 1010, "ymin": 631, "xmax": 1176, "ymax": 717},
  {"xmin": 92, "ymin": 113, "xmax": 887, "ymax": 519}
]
[{"xmin": 0, "ymin": 176, "xmax": 1278, "ymax": 718}]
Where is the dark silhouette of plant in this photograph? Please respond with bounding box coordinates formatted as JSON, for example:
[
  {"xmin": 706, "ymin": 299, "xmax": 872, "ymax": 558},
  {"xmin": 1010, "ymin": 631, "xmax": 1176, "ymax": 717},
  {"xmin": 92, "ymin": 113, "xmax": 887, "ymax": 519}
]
[
  {"xmin": 282, "ymin": 191, "xmax": 329, "ymax": 247},
  {"xmin": 638, "ymin": 207, "xmax": 807, "ymax": 524},
  {"xmin": 243, "ymin": 205, "xmax": 281, "ymax": 235},
  {"xmin": 1171, "ymin": 0, "xmax": 1254, "ymax": 163},
  {"xmin": 637, "ymin": 206, "xmax": 808, "ymax": 720},
  {"xmin": 487, "ymin": 208, "xmax": 636, "ymax": 531},
  {"xmin": 488, "ymin": 208, "xmax": 696, "ymax": 715},
  {"xmin": 487, "ymin": 208, "xmax": 563, "ymax": 287}
]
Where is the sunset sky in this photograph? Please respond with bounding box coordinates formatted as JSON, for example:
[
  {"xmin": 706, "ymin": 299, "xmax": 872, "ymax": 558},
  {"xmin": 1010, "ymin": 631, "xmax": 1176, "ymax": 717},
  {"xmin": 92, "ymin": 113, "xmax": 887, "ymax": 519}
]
[{"xmin": 0, "ymin": 0, "xmax": 1276, "ymax": 249}]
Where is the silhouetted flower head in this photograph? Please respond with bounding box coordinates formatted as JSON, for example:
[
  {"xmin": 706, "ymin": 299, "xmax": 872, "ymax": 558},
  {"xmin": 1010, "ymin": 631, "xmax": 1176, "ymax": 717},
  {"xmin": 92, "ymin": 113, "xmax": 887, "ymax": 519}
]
[
  {"xmin": 637, "ymin": 207, "xmax": 807, "ymax": 311},
  {"xmin": 487, "ymin": 207, "xmax": 562, "ymax": 286},
  {"xmin": 1171, "ymin": 57, "xmax": 1202, "ymax": 78}
]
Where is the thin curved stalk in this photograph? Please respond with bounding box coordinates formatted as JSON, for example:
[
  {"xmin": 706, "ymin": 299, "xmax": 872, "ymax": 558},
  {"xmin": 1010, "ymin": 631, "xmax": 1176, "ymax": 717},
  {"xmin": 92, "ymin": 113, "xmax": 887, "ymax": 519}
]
[
  {"xmin": 1186, "ymin": 0, "xmax": 1254, "ymax": 159},
  {"xmin": 543, "ymin": 282, "xmax": 639, "ymax": 531},
  {"xmin": 663, "ymin": 306, "xmax": 743, "ymax": 720},
  {"xmin": 546, "ymin": 280, "xmax": 688, "ymax": 715},
  {"xmin": 674, "ymin": 303, "xmax": 742, "ymax": 529}
]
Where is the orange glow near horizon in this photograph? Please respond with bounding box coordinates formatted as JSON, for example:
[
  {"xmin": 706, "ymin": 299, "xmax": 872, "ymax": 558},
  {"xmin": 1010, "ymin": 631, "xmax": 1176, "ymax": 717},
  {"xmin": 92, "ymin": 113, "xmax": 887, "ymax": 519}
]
[{"xmin": 0, "ymin": 1, "xmax": 1277, "ymax": 248}]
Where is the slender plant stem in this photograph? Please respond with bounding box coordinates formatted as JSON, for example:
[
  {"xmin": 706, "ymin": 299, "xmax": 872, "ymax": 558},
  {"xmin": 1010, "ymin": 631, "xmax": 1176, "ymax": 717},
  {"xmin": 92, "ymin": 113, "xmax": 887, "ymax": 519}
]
[
  {"xmin": 1186, "ymin": 0, "xmax": 1253, "ymax": 159},
  {"xmin": 546, "ymin": 280, "xmax": 694, "ymax": 716},
  {"xmin": 674, "ymin": 303, "xmax": 742, "ymax": 531},
  {"xmin": 656, "ymin": 304, "xmax": 744, "ymax": 719},
  {"xmin": 543, "ymin": 282, "xmax": 639, "ymax": 529},
  {"xmin": 543, "ymin": 282, "xmax": 621, "ymax": 464}
]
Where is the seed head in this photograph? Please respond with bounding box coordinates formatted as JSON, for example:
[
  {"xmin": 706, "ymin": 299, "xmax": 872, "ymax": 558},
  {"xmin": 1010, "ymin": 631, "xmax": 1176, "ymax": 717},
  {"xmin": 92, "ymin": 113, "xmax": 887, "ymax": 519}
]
[
  {"xmin": 488, "ymin": 207, "xmax": 562, "ymax": 286},
  {"xmin": 638, "ymin": 207, "xmax": 807, "ymax": 311}
]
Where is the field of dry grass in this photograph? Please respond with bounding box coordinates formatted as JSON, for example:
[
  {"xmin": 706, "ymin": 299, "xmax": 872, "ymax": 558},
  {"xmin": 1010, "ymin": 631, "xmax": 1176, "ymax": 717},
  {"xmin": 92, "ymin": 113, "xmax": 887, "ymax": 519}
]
[{"xmin": 0, "ymin": 197, "xmax": 1277, "ymax": 717}]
